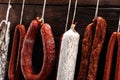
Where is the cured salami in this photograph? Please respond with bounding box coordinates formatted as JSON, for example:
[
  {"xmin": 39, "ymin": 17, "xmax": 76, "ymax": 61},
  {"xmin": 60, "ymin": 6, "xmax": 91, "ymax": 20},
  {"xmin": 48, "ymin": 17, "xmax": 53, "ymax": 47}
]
[
  {"xmin": 0, "ymin": 22, "xmax": 10, "ymax": 80},
  {"xmin": 87, "ymin": 17, "xmax": 107, "ymax": 80},
  {"xmin": 103, "ymin": 32, "xmax": 117, "ymax": 80},
  {"xmin": 77, "ymin": 23, "xmax": 95, "ymax": 80},
  {"xmin": 57, "ymin": 24, "xmax": 80, "ymax": 80},
  {"xmin": 114, "ymin": 32, "xmax": 120, "ymax": 80},
  {"xmin": 8, "ymin": 24, "xmax": 26, "ymax": 80},
  {"xmin": 78, "ymin": 17, "xmax": 107, "ymax": 80},
  {"xmin": 21, "ymin": 20, "xmax": 56, "ymax": 80}
]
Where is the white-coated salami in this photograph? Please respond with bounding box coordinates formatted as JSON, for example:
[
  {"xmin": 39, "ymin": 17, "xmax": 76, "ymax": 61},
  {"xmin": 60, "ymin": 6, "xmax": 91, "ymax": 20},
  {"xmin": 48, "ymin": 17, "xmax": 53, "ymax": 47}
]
[
  {"xmin": 57, "ymin": 24, "xmax": 80, "ymax": 80},
  {"xmin": 0, "ymin": 3, "xmax": 11, "ymax": 79},
  {"xmin": 0, "ymin": 21, "xmax": 10, "ymax": 80}
]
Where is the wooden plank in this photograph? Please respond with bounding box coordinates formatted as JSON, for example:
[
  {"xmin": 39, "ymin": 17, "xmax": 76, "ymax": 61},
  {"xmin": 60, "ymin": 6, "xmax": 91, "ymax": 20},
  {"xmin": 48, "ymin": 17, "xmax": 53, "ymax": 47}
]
[{"xmin": 0, "ymin": 0, "xmax": 120, "ymax": 6}]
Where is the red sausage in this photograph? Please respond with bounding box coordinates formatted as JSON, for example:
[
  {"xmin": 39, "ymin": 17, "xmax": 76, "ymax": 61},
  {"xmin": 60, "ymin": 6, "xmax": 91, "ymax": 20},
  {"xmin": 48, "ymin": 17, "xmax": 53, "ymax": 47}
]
[
  {"xmin": 77, "ymin": 23, "xmax": 95, "ymax": 80},
  {"xmin": 114, "ymin": 32, "xmax": 120, "ymax": 80},
  {"xmin": 103, "ymin": 32, "xmax": 117, "ymax": 80},
  {"xmin": 87, "ymin": 17, "xmax": 107, "ymax": 80},
  {"xmin": 8, "ymin": 24, "xmax": 26, "ymax": 80},
  {"xmin": 21, "ymin": 20, "xmax": 55, "ymax": 80}
]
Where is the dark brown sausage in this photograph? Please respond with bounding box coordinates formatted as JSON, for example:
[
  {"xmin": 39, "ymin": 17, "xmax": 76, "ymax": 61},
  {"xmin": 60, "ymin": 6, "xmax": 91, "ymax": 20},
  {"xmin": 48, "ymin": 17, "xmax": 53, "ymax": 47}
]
[
  {"xmin": 87, "ymin": 17, "xmax": 107, "ymax": 80},
  {"xmin": 77, "ymin": 23, "xmax": 95, "ymax": 80},
  {"xmin": 8, "ymin": 24, "xmax": 26, "ymax": 80},
  {"xmin": 103, "ymin": 32, "xmax": 117, "ymax": 80},
  {"xmin": 21, "ymin": 20, "xmax": 55, "ymax": 80},
  {"xmin": 114, "ymin": 32, "xmax": 120, "ymax": 80}
]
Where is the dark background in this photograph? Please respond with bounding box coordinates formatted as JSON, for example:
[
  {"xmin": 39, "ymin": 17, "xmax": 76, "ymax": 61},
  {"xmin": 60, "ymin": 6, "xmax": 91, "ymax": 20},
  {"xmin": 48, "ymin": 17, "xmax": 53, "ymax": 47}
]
[{"xmin": 0, "ymin": 0, "xmax": 120, "ymax": 80}]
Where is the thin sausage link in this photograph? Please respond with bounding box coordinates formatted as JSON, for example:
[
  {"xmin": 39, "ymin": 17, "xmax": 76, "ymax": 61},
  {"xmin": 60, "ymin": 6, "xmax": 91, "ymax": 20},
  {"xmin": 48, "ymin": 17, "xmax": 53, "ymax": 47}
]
[
  {"xmin": 8, "ymin": 24, "xmax": 26, "ymax": 80},
  {"xmin": 77, "ymin": 23, "xmax": 95, "ymax": 80},
  {"xmin": 114, "ymin": 32, "xmax": 120, "ymax": 80},
  {"xmin": 103, "ymin": 32, "xmax": 117, "ymax": 80}
]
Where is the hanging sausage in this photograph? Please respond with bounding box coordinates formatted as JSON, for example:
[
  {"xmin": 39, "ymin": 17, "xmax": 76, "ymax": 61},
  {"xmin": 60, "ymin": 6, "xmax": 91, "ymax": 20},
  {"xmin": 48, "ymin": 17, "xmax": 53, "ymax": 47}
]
[
  {"xmin": 57, "ymin": 24, "xmax": 80, "ymax": 80},
  {"xmin": 78, "ymin": 0, "xmax": 107, "ymax": 79},
  {"xmin": 86, "ymin": 17, "xmax": 107, "ymax": 80},
  {"xmin": 21, "ymin": 0, "xmax": 56, "ymax": 79},
  {"xmin": 103, "ymin": 32, "xmax": 117, "ymax": 80},
  {"xmin": 8, "ymin": 25, "xmax": 26, "ymax": 80},
  {"xmin": 77, "ymin": 22, "xmax": 95, "ymax": 80},
  {"xmin": 57, "ymin": 0, "xmax": 80, "ymax": 80},
  {"xmin": 0, "ymin": 1, "xmax": 11, "ymax": 79},
  {"xmin": 8, "ymin": 0, "xmax": 26, "ymax": 79},
  {"xmin": 115, "ymin": 32, "xmax": 120, "ymax": 80},
  {"xmin": 21, "ymin": 18, "xmax": 56, "ymax": 80},
  {"xmin": 103, "ymin": 16, "xmax": 120, "ymax": 80}
]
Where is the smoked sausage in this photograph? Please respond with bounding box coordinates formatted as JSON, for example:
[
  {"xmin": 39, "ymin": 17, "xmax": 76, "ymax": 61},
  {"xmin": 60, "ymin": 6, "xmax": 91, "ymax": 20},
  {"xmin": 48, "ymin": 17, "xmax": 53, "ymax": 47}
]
[
  {"xmin": 114, "ymin": 32, "xmax": 120, "ymax": 80},
  {"xmin": 8, "ymin": 24, "xmax": 26, "ymax": 80},
  {"xmin": 87, "ymin": 17, "xmax": 107, "ymax": 80},
  {"xmin": 103, "ymin": 32, "xmax": 117, "ymax": 80},
  {"xmin": 77, "ymin": 23, "xmax": 95, "ymax": 80},
  {"xmin": 21, "ymin": 19, "xmax": 55, "ymax": 80},
  {"xmin": 78, "ymin": 17, "xmax": 107, "ymax": 80}
]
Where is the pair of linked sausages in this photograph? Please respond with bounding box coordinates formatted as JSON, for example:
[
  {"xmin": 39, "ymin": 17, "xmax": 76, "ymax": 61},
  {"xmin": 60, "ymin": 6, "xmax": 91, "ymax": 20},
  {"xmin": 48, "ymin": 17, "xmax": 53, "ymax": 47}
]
[
  {"xmin": 78, "ymin": 16, "xmax": 107, "ymax": 80},
  {"xmin": 8, "ymin": 18, "xmax": 56, "ymax": 80}
]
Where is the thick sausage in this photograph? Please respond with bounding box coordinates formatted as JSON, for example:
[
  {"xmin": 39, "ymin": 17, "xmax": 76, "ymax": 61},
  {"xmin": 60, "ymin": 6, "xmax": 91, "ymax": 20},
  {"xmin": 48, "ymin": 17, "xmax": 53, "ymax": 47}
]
[
  {"xmin": 87, "ymin": 17, "xmax": 107, "ymax": 80},
  {"xmin": 77, "ymin": 23, "xmax": 95, "ymax": 80},
  {"xmin": 8, "ymin": 24, "xmax": 26, "ymax": 80},
  {"xmin": 114, "ymin": 32, "xmax": 120, "ymax": 80},
  {"xmin": 57, "ymin": 24, "xmax": 80, "ymax": 80},
  {"xmin": 21, "ymin": 20, "xmax": 55, "ymax": 80},
  {"xmin": 103, "ymin": 32, "xmax": 117, "ymax": 80}
]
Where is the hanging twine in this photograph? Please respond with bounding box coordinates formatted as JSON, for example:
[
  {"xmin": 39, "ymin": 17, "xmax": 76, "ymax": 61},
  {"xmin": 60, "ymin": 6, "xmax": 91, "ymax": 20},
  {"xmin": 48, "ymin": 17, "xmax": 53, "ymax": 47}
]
[
  {"xmin": 65, "ymin": 0, "xmax": 72, "ymax": 32},
  {"xmin": 20, "ymin": 0, "xmax": 25, "ymax": 25},
  {"xmin": 41, "ymin": 0, "xmax": 47, "ymax": 23},
  {"xmin": 0, "ymin": 0, "xmax": 11, "ymax": 26},
  {"xmin": 72, "ymin": 0, "xmax": 78, "ymax": 24},
  {"xmin": 5, "ymin": 0, "xmax": 12, "ymax": 23},
  {"xmin": 70, "ymin": 0, "xmax": 78, "ymax": 30},
  {"xmin": 95, "ymin": 0, "xmax": 100, "ymax": 18},
  {"xmin": 117, "ymin": 16, "xmax": 120, "ymax": 32}
]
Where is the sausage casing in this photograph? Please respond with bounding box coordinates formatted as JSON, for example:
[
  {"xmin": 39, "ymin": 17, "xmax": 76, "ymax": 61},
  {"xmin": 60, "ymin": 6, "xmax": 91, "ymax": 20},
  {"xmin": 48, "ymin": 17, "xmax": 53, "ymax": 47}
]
[
  {"xmin": 114, "ymin": 32, "xmax": 120, "ymax": 80},
  {"xmin": 57, "ymin": 25, "xmax": 80, "ymax": 80},
  {"xmin": 21, "ymin": 20, "xmax": 55, "ymax": 80},
  {"xmin": 103, "ymin": 32, "xmax": 117, "ymax": 80},
  {"xmin": 77, "ymin": 23, "xmax": 95, "ymax": 80},
  {"xmin": 8, "ymin": 24, "xmax": 26, "ymax": 80},
  {"xmin": 87, "ymin": 17, "xmax": 107, "ymax": 80}
]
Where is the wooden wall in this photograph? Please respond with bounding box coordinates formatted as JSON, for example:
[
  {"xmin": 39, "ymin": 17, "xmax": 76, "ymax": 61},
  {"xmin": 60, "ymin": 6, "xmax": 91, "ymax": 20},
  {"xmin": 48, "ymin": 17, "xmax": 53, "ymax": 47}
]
[
  {"xmin": 0, "ymin": 0, "xmax": 120, "ymax": 80},
  {"xmin": 0, "ymin": 0, "xmax": 120, "ymax": 6}
]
